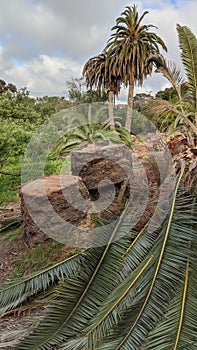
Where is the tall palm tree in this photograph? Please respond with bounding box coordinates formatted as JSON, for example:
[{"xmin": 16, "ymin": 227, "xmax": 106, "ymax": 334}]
[
  {"xmin": 105, "ymin": 4, "xmax": 167, "ymax": 132},
  {"xmin": 83, "ymin": 53, "xmax": 121, "ymax": 127}
]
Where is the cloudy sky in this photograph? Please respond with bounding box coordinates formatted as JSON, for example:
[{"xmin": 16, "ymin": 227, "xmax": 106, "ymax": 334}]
[{"xmin": 0, "ymin": 0, "xmax": 197, "ymax": 101}]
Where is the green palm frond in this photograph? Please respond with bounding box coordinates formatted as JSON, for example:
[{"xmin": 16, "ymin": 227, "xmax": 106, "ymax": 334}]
[
  {"xmin": 177, "ymin": 24, "xmax": 197, "ymax": 111},
  {"xmin": 69, "ymin": 189, "xmax": 175, "ymax": 347},
  {"xmin": 16, "ymin": 203, "xmax": 137, "ymax": 349},
  {"xmin": 51, "ymin": 122, "xmax": 133, "ymax": 159},
  {"xmin": 89, "ymin": 168, "xmax": 197, "ymax": 349},
  {"xmin": 60, "ymin": 256, "xmax": 153, "ymax": 350},
  {"xmin": 146, "ymin": 253, "xmax": 197, "ymax": 349},
  {"xmin": 94, "ymin": 127, "xmax": 132, "ymax": 147},
  {"xmin": 0, "ymin": 252, "xmax": 80, "ymax": 315},
  {"xmin": 61, "ymin": 197, "xmax": 172, "ymax": 348}
]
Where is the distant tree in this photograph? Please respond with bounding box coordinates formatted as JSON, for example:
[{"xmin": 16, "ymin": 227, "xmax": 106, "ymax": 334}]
[
  {"xmin": 66, "ymin": 77, "xmax": 108, "ymax": 105},
  {"xmin": 156, "ymin": 87, "xmax": 178, "ymax": 103},
  {"xmin": 0, "ymin": 88, "xmax": 38, "ymax": 121},
  {"xmin": 0, "ymin": 79, "xmax": 17, "ymax": 94},
  {"xmin": 66, "ymin": 77, "xmax": 85, "ymax": 103},
  {"xmin": 35, "ymin": 96, "xmax": 70, "ymax": 118},
  {"xmin": 82, "ymin": 89, "xmax": 108, "ymax": 103}
]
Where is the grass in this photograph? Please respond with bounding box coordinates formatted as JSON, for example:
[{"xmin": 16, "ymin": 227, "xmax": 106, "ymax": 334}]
[
  {"xmin": 1, "ymin": 221, "xmax": 79, "ymax": 281},
  {"xmin": 0, "ymin": 156, "xmax": 71, "ymax": 205},
  {"xmin": 7, "ymin": 226, "xmax": 23, "ymax": 243},
  {"xmin": 0, "ymin": 157, "xmax": 21, "ymax": 205},
  {"xmin": 9, "ymin": 239, "xmax": 65, "ymax": 279},
  {"xmin": 0, "ymin": 154, "xmax": 74, "ymax": 281}
]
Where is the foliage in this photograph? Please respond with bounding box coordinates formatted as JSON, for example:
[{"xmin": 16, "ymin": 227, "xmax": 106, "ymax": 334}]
[
  {"xmin": 34, "ymin": 96, "xmax": 70, "ymax": 118},
  {"xmin": 0, "ymin": 117, "xmax": 35, "ymax": 163},
  {"xmin": 66, "ymin": 77, "xmax": 108, "ymax": 104},
  {"xmin": 0, "ymin": 79, "xmax": 17, "ymax": 94},
  {"xmin": 115, "ymin": 107, "xmax": 156, "ymax": 135},
  {"xmin": 0, "ymin": 87, "xmax": 70, "ymax": 169},
  {"xmin": 0, "ymin": 86, "xmax": 72, "ymax": 204},
  {"xmin": 0, "ymin": 159, "xmax": 21, "ymax": 204},
  {"xmin": 0, "ymin": 89, "xmax": 38, "ymax": 122},
  {"xmin": 0, "ymin": 112, "xmax": 37, "ymax": 203},
  {"xmin": 156, "ymin": 86, "xmax": 178, "ymax": 103},
  {"xmin": 51, "ymin": 121, "xmax": 133, "ymax": 159},
  {"xmin": 0, "ymin": 249, "xmax": 81, "ymax": 316}
]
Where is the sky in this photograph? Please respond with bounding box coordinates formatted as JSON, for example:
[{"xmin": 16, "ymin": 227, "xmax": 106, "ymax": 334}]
[{"xmin": 0, "ymin": 0, "xmax": 197, "ymax": 101}]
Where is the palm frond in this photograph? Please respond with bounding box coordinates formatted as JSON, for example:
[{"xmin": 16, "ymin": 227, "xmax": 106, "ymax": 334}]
[
  {"xmin": 0, "ymin": 252, "xmax": 80, "ymax": 315},
  {"xmin": 177, "ymin": 24, "xmax": 197, "ymax": 111},
  {"xmin": 146, "ymin": 241, "xmax": 197, "ymax": 349},
  {"xmin": 60, "ymin": 256, "xmax": 153, "ymax": 350},
  {"xmin": 146, "ymin": 97, "xmax": 197, "ymax": 135},
  {"xmin": 94, "ymin": 167, "xmax": 197, "ymax": 349},
  {"xmin": 150, "ymin": 55, "xmax": 184, "ymax": 94},
  {"xmin": 16, "ymin": 203, "xmax": 137, "ymax": 349},
  {"xmin": 15, "ymin": 164, "xmax": 197, "ymax": 350},
  {"xmin": 61, "ymin": 185, "xmax": 176, "ymax": 348}
]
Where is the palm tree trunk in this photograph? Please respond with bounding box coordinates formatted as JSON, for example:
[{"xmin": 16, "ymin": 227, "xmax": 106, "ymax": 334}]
[
  {"xmin": 125, "ymin": 76, "xmax": 135, "ymax": 132},
  {"xmin": 195, "ymin": 112, "xmax": 197, "ymax": 127},
  {"xmin": 108, "ymin": 90, "xmax": 115, "ymax": 128}
]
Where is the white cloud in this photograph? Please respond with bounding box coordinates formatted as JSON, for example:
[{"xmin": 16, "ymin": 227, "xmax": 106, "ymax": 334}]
[
  {"xmin": 0, "ymin": 0, "xmax": 196, "ymax": 98},
  {"xmin": 3, "ymin": 55, "xmax": 82, "ymax": 96}
]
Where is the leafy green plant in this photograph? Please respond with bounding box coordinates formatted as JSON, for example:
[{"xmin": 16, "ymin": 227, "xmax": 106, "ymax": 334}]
[{"xmin": 51, "ymin": 121, "xmax": 133, "ymax": 159}]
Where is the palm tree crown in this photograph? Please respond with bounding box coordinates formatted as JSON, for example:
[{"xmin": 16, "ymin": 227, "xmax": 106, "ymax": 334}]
[
  {"xmin": 83, "ymin": 53, "xmax": 121, "ymax": 97},
  {"xmin": 83, "ymin": 53, "xmax": 122, "ymax": 126},
  {"xmin": 105, "ymin": 4, "xmax": 167, "ymax": 131}
]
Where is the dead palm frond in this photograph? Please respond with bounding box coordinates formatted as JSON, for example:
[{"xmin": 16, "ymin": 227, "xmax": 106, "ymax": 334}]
[{"xmin": 147, "ymin": 25, "xmax": 197, "ymax": 137}]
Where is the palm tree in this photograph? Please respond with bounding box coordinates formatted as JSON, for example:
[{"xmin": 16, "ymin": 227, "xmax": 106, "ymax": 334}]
[
  {"xmin": 83, "ymin": 53, "xmax": 122, "ymax": 127},
  {"xmin": 147, "ymin": 25, "xmax": 197, "ymax": 139},
  {"xmin": 105, "ymin": 4, "xmax": 167, "ymax": 132}
]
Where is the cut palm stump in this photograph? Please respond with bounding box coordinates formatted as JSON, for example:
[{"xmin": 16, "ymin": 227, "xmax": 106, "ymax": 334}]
[
  {"xmin": 71, "ymin": 143, "xmax": 133, "ymax": 217},
  {"xmin": 71, "ymin": 143, "xmax": 132, "ymax": 189},
  {"xmin": 20, "ymin": 174, "xmax": 90, "ymax": 247}
]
